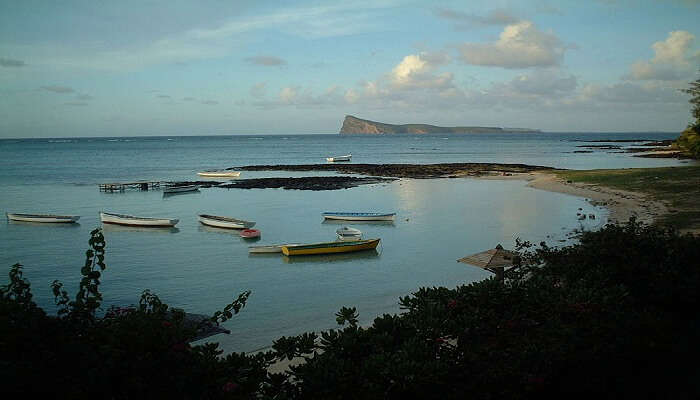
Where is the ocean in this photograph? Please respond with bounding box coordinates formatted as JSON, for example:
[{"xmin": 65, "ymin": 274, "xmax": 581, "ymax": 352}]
[{"xmin": 0, "ymin": 132, "xmax": 688, "ymax": 352}]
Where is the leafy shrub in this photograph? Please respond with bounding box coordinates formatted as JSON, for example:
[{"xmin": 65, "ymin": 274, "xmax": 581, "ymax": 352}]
[{"xmin": 0, "ymin": 229, "xmax": 281, "ymax": 399}]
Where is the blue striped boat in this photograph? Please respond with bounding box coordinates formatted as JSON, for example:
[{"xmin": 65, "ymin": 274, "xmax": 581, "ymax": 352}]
[{"xmin": 322, "ymin": 212, "xmax": 395, "ymax": 221}]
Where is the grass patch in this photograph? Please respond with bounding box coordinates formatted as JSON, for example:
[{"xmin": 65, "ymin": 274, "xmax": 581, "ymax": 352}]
[{"xmin": 553, "ymin": 166, "xmax": 700, "ymax": 231}]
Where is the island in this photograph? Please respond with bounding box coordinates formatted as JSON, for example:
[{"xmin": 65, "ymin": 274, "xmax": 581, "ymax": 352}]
[{"xmin": 339, "ymin": 115, "xmax": 541, "ymax": 134}]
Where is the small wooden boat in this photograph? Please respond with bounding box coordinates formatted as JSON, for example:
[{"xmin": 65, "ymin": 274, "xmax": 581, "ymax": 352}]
[
  {"xmin": 322, "ymin": 212, "xmax": 395, "ymax": 221},
  {"xmin": 326, "ymin": 154, "xmax": 351, "ymax": 162},
  {"xmin": 336, "ymin": 226, "xmax": 362, "ymax": 241},
  {"xmin": 6, "ymin": 213, "xmax": 80, "ymax": 223},
  {"xmin": 282, "ymin": 238, "xmax": 380, "ymax": 256},
  {"xmin": 163, "ymin": 184, "xmax": 199, "ymax": 194},
  {"xmin": 198, "ymin": 214, "xmax": 255, "ymax": 229},
  {"xmin": 240, "ymin": 229, "xmax": 261, "ymax": 239},
  {"xmin": 197, "ymin": 170, "xmax": 241, "ymax": 177},
  {"xmin": 100, "ymin": 211, "xmax": 179, "ymax": 227},
  {"xmin": 249, "ymin": 243, "xmax": 301, "ymax": 254}
]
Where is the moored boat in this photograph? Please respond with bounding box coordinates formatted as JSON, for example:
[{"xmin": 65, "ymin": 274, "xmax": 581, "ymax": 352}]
[
  {"xmin": 282, "ymin": 238, "xmax": 380, "ymax": 256},
  {"xmin": 336, "ymin": 226, "xmax": 362, "ymax": 241},
  {"xmin": 163, "ymin": 184, "xmax": 199, "ymax": 194},
  {"xmin": 240, "ymin": 229, "xmax": 261, "ymax": 239},
  {"xmin": 249, "ymin": 243, "xmax": 300, "ymax": 254},
  {"xmin": 198, "ymin": 214, "xmax": 255, "ymax": 229},
  {"xmin": 6, "ymin": 213, "xmax": 80, "ymax": 223},
  {"xmin": 326, "ymin": 154, "xmax": 352, "ymax": 162},
  {"xmin": 197, "ymin": 171, "xmax": 241, "ymax": 177},
  {"xmin": 100, "ymin": 211, "xmax": 179, "ymax": 227},
  {"xmin": 322, "ymin": 212, "xmax": 395, "ymax": 221}
]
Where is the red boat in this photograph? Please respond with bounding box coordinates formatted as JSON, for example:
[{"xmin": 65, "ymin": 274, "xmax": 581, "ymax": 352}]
[{"xmin": 240, "ymin": 229, "xmax": 261, "ymax": 239}]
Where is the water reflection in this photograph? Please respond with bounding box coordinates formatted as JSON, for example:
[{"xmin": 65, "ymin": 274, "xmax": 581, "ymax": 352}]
[
  {"xmin": 247, "ymin": 252, "xmax": 282, "ymax": 260},
  {"xmin": 101, "ymin": 223, "xmax": 179, "ymax": 234},
  {"xmin": 7, "ymin": 220, "xmax": 81, "ymax": 228},
  {"xmin": 321, "ymin": 219, "xmax": 395, "ymax": 227},
  {"xmin": 198, "ymin": 224, "xmax": 241, "ymax": 235},
  {"xmin": 282, "ymin": 249, "xmax": 380, "ymax": 264},
  {"xmin": 162, "ymin": 190, "xmax": 201, "ymax": 199}
]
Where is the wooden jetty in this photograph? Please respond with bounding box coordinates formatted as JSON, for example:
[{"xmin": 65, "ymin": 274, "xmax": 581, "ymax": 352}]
[{"xmin": 99, "ymin": 181, "xmax": 163, "ymax": 192}]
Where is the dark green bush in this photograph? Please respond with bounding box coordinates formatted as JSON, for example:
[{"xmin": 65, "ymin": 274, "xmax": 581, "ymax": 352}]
[{"xmin": 0, "ymin": 229, "xmax": 280, "ymax": 399}]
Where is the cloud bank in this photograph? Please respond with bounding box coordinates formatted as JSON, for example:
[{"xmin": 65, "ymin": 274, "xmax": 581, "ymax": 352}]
[
  {"xmin": 459, "ymin": 21, "xmax": 569, "ymax": 68},
  {"xmin": 628, "ymin": 31, "xmax": 699, "ymax": 81}
]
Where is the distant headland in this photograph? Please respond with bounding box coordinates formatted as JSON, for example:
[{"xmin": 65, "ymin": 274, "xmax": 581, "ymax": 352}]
[{"xmin": 339, "ymin": 115, "xmax": 541, "ymax": 134}]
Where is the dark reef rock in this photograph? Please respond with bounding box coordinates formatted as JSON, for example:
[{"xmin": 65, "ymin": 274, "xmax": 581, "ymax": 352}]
[
  {"xmin": 218, "ymin": 176, "xmax": 396, "ymax": 190},
  {"xmin": 237, "ymin": 163, "xmax": 553, "ymax": 179}
]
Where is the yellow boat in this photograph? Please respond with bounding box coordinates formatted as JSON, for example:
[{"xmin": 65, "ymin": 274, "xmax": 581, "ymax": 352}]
[{"xmin": 281, "ymin": 238, "xmax": 380, "ymax": 256}]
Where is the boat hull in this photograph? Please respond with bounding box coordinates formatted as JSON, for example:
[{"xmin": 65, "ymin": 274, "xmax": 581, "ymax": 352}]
[
  {"xmin": 249, "ymin": 244, "xmax": 300, "ymax": 253},
  {"xmin": 336, "ymin": 227, "xmax": 362, "ymax": 241},
  {"xmin": 240, "ymin": 229, "xmax": 261, "ymax": 238},
  {"xmin": 100, "ymin": 212, "xmax": 178, "ymax": 227},
  {"xmin": 197, "ymin": 171, "xmax": 241, "ymax": 177},
  {"xmin": 323, "ymin": 212, "xmax": 395, "ymax": 221},
  {"xmin": 282, "ymin": 238, "xmax": 380, "ymax": 256},
  {"xmin": 337, "ymin": 234, "xmax": 363, "ymax": 241},
  {"xmin": 6, "ymin": 213, "xmax": 80, "ymax": 223},
  {"xmin": 326, "ymin": 155, "xmax": 352, "ymax": 162},
  {"xmin": 198, "ymin": 215, "xmax": 255, "ymax": 229}
]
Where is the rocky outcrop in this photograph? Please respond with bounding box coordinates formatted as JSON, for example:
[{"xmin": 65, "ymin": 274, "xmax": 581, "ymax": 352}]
[
  {"xmin": 239, "ymin": 163, "xmax": 554, "ymax": 178},
  {"xmin": 339, "ymin": 115, "xmax": 540, "ymax": 134}
]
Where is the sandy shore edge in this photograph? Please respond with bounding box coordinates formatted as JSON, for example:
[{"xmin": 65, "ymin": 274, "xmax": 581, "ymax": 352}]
[{"xmin": 475, "ymin": 171, "xmax": 668, "ymax": 226}]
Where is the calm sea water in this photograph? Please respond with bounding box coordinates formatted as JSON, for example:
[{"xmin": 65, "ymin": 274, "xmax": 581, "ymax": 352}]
[{"xmin": 0, "ymin": 132, "xmax": 689, "ymax": 352}]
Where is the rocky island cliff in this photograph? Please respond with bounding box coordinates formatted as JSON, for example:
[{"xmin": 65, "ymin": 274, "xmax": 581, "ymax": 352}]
[{"xmin": 339, "ymin": 115, "xmax": 540, "ymax": 134}]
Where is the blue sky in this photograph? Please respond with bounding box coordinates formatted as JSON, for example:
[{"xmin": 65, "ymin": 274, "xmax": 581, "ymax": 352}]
[{"xmin": 0, "ymin": 0, "xmax": 698, "ymax": 137}]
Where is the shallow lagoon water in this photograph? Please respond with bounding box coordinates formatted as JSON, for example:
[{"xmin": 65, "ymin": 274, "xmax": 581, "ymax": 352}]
[{"xmin": 0, "ymin": 133, "xmax": 686, "ymax": 351}]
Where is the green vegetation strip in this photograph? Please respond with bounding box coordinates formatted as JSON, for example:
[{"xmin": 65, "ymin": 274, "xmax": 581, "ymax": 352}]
[{"xmin": 553, "ymin": 165, "xmax": 700, "ymax": 230}]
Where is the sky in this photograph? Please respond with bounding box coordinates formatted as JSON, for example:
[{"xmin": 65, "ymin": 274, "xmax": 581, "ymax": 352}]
[{"xmin": 0, "ymin": 0, "xmax": 698, "ymax": 138}]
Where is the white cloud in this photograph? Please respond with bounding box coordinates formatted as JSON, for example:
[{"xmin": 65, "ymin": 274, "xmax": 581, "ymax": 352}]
[
  {"xmin": 459, "ymin": 21, "xmax": 568, "ymax": 68},
  {"xmin": 390, "ymin": 52, "xmax": 453, "ymax": 89},
  {"xmin": 628, "ymin": 31, "xmax": 699, "ymax": 81},
  {"xmin": 279, "ymin": 86, "xmax": 300, "ymax": 104}
]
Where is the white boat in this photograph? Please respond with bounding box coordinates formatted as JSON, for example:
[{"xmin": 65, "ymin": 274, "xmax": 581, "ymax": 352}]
[
  {"xmin": 249, "ymin": 243, "xmax": 301, "ymax": 254},
  {"xmin": 336, "ymin": 226, "xmax": 362, "ymax": 241},
  {"xmin": 322, "ymin": 212, "xmax": 395, "ymax": 221},
  {"xmin": 163, "ymin": 184, "xmax": 199, "ymax": 194},
  {"xmin": 197, "ymin": 171, "xmax": 241, "ymax": 177},
  {"xmin": 198, "ymin": 214, "xmax": 255, "ymax": 229},
  {"xmin": 6, "ymin": 213, "xmax": 80, "ymax": 223},
  {"xmin": 326, "ymin": 154, "xmax": 352, "ymax": 162},
  {"xmin": 100, "ymin": 211, "xmax": 179, "ymax": 227}
]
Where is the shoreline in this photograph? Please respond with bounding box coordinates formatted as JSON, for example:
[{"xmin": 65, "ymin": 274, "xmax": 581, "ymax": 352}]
[
  {"xmin": 474, "ymin": 171, "xmax": 668, "ymax": 227},
  {"xmin": 245, "ymin": 169, "xmax": 677, "ymax": 374}
]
